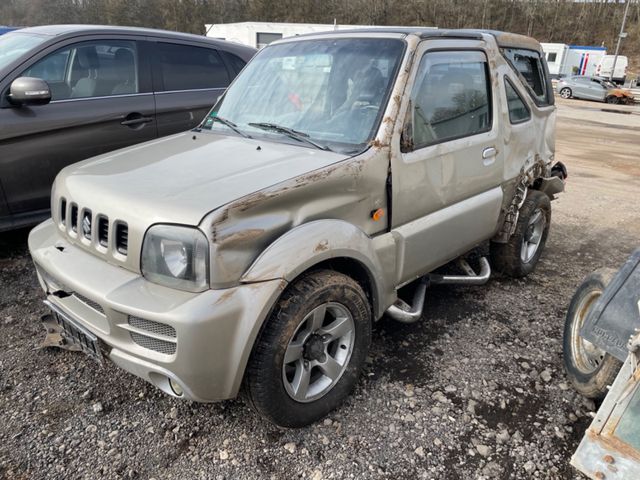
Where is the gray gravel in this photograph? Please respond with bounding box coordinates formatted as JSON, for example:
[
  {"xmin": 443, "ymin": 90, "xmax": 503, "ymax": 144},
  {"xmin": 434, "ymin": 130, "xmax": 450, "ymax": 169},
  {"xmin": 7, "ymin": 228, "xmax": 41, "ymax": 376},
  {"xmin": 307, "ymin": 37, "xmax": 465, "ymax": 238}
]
[{"xmin": 1, "ymin": 100, "xmax": 639, "ymax": 479}]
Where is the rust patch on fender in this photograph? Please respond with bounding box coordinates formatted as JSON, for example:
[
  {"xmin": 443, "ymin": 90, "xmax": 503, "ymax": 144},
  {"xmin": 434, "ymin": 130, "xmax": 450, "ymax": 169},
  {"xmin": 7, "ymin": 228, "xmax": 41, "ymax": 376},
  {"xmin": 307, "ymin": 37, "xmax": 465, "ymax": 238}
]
[
  {"xmin": 214, "ymin": 289, "xmax": 235, "ymax": 305},
  {"xmin": 217, "ymin": 228, "xmax": 265, "ymax": 246},
  {"xmin": 314, "ymin": 239, "xmax": 329, "ymax": 252}
]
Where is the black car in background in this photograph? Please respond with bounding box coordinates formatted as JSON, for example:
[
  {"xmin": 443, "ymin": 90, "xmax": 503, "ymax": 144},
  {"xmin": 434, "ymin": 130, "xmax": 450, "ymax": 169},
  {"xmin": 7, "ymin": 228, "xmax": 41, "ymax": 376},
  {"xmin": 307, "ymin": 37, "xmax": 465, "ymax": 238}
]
[{"xmin": 0, "ymin": 25, "xmax": 255, "ymax": 231}]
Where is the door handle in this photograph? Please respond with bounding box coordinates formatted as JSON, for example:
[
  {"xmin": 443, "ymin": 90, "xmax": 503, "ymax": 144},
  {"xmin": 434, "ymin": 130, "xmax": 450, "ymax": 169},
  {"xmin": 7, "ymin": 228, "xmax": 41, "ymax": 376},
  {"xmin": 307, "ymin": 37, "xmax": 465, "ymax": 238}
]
[
  {"xmin": 121, "ymin": 114, "xmax": 153, "ymax": 127},
  {"xmin": 482, "ymin": 147, "xmax": 497, "ymax": 159}
]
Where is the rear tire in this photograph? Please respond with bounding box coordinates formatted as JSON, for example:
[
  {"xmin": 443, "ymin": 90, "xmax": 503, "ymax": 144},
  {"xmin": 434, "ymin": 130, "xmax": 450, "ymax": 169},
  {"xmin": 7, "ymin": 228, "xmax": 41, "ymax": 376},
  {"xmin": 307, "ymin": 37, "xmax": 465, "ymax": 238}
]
[
  {"xmin": 563, "ymin": 268, "xmax": 622, "ymax": 399},
  {"xmin": 559, "ymin": 87, "xmax": 572, "ymax": 99},
  {"xmin": 244, "ymin": 269, "xmax": 371, "ymax": 427},
  {"xmin": 491, "ymin": 190, "xmax": 551, "ymax": 278}
]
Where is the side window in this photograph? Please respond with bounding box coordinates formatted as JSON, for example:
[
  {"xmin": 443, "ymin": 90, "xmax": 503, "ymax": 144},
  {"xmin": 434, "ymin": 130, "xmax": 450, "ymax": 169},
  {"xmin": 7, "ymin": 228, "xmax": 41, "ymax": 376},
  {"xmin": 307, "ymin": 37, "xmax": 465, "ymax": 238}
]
[
  {"xmin": 408, "ymin": 50, "xmax": 492, "ymax": 149},
  {"xmin": 256, "ymin": 32, "xmax": 282, "ymax": 49},
  {"xmin": 503, "ymin": 48, "xmax": 550, "ymax": 106},
  {"xmin": 23, "ymin": 49, "xmax": 70, "ymax": 83},
  {"xmin": 546, "ymin": 52, "xmax": 557, "ymax": 63},
  {"xmin": 219, "ymin": 50, "xmax": 247, "ymax": 75},
  {"xmin": 22, "ymin": 40, "xmax": 139, "ymax": 101},
  {"xmin": 504, "ymin": 78, "xmax": 530, "ymax": 124},
  {"xmin": 157, "ymin": 43, "xmax": 230, "ymax": 91}
]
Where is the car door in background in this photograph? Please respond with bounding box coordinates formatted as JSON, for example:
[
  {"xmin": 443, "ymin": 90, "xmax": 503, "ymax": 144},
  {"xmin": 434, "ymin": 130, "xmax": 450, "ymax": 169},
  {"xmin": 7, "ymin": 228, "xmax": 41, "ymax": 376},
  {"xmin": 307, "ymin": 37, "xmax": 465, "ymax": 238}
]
[
  {"xmin": 588, "ymin": 78, "xmax": 607, "ymax": 101},
  {"xmin": 571, "ymin": 76, "xmax": 593, "ymax": 100},
  {"xmin": 152, "ymin": 41, "xmax": 232, "ymax": 136},
  {"xmin": 0, "ymin": 37, "xmax": 155, "ymax": 218}
]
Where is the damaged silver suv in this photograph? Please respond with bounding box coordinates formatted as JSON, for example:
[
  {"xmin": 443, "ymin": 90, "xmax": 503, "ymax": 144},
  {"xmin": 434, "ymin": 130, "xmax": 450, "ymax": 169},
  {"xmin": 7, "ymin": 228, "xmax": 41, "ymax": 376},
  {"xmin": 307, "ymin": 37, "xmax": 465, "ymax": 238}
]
[{"xmin": 29, "ymin": 28, "xmax": 566, "ymax": 427}]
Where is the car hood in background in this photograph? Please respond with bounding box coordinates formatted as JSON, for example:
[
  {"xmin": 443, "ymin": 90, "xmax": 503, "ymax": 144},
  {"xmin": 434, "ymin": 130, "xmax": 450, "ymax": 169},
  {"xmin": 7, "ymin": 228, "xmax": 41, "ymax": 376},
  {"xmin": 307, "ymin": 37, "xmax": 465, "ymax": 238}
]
[{"xmin": 55, "ymin": 132, "xmax": 347, "ymax": 227}]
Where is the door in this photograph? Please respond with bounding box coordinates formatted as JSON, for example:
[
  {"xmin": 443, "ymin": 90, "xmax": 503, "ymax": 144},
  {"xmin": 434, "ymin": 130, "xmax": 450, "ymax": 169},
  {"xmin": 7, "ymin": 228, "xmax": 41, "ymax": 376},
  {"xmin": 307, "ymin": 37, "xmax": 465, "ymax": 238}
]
[
  {"xmin": 588, "ymin": 78, "xmax": 607, "ymax": 101},
  {"xmin": 391, "ymin": 44, "xmax": 504, "ymax": 284},
  {"xmin": 570, "ymin": 77, "xmax": 590, "ymax": 100},
  {"xmin": 151, "ymin": 41, "xmax": 231, "ymax": 136},
  {"xmin": 0, "ymin": 37, "xmax": 155, "ymax": 216}
]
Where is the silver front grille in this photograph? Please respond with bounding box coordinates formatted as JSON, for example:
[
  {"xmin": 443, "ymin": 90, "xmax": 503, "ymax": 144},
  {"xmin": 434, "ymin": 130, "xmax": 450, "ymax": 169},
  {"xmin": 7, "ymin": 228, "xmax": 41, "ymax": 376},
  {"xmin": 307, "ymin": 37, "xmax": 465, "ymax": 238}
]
[
  {"xmin": 128, "ymin": 316, "xmax": 176, "ymax": 338},
  {"xmin": 127, "ymin": 316, "xmax": 177, "ymax": 355},
  {"xmin": 130, "ymin": 332, "xmax": 177, "ymax": 355},
  {"xmin": 58, "ymin": 197, "xmax": 128, "ymax": 257},
  {"xmin": 74, "ymin": 292, "xmax": 105, "ymax": 315}
]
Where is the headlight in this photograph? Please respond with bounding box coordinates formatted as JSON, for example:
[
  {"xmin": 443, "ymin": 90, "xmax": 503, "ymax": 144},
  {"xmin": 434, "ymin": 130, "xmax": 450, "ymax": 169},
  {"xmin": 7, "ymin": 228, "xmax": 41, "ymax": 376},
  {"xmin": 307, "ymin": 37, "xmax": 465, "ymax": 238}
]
[{"xmin": 141, "ymin": 225, "xmax": 209, "ymax": 292}]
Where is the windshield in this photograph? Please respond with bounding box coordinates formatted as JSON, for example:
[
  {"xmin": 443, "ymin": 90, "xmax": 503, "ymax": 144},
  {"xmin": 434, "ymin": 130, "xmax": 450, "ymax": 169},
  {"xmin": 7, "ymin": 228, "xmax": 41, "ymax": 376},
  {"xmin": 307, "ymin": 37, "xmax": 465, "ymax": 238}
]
[
  {"xmin": 0, "ymin": 32, "xmax": 48, "ymax": 71},
  {"xmin": 202, "ymin": 38, "xmax": 405, "ymax": 153}
]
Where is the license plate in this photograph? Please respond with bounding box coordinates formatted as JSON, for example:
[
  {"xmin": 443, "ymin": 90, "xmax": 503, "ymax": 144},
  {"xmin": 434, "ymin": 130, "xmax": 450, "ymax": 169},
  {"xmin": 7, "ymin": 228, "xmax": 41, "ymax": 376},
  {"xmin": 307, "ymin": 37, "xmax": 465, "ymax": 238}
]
[{"xmin": 44, "ymin": 300, "xmax": 103, "ymax": 363}]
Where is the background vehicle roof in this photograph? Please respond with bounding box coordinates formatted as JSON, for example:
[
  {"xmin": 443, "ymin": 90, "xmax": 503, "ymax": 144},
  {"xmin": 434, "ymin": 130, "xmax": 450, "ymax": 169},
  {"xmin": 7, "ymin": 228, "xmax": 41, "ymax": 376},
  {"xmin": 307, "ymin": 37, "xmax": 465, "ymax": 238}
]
[{"xmin": 14, "ymin": 24, "xmax": 255, "ymax": 56}]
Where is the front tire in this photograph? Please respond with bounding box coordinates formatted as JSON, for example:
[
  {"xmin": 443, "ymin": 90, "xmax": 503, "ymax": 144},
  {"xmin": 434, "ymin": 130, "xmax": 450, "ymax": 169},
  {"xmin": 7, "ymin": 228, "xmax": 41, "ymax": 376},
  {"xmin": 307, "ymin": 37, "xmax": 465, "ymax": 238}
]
[
  {"xmin": 244, "ymin": 269, "xmax": 371, "ymax": 427},
  {"xmin": 560, "ymin": 87, "xmax": 572, "ymax": 99},
  {"xmin": 491, "ymin": 190, "xmax": 551, "ymax": 278},
  {"xmin": 563, "ymin": 268, "xmax": 622, "ymax": 399},
  {"xmin": 605, "ymin": 95, "xmax": 620, "ymax": 104}
]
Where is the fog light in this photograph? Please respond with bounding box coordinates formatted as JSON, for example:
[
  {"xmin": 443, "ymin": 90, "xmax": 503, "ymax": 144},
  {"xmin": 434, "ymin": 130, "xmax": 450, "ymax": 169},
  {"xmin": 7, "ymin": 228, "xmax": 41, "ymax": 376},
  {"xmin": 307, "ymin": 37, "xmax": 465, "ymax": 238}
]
[{"xmin": 169, "ymin": 378, "xmax": 183, "ymax": 396}]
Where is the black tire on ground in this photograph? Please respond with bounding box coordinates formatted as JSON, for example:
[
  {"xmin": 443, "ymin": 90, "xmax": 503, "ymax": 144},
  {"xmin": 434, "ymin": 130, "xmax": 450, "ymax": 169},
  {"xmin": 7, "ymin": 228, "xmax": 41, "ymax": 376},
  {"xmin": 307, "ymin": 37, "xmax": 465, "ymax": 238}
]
[
  {"xmin": 491, "ymin": 190, "xmax": 551, "ymax": 278},
  {"xmin": 605, "ymin": 95, "xmax": 620, "ymax": 104},
  {"xmin": 559, "ymin": 87, "xmax": 572, "ymax": 99},
  {"xmin": 563, "ymin": 268, "xmax": 622, "ymax": 399},
  {"xmin": 244, "ymin": 269, "xmax": 371, "ymax": 427}
]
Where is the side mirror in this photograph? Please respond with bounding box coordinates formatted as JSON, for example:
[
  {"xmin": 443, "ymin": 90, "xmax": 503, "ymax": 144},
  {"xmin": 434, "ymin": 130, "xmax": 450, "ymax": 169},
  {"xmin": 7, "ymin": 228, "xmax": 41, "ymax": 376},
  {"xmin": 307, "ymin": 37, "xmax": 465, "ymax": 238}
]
[{"xmin": 8, "ymin": 77, "xmax": 51, "ymax": 107}]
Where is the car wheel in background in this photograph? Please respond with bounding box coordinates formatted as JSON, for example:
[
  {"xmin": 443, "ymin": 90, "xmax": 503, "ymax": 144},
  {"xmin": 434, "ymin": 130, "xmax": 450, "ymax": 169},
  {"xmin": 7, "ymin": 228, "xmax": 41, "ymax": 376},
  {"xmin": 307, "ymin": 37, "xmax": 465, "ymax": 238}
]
[
  {"xmin": 562, "ymin": 268, "xmax": 622, "ymax": 399},
  {"xmin": 244, "ymin": 269, "xmax": 371, "ymax": 427},
  {"xmin": 605, "ymin": 95, "xmax": 619, "ymax": 104},
  {"xmin": 559, "ymin": 87, "xmax": 572, "ymax": 99}
]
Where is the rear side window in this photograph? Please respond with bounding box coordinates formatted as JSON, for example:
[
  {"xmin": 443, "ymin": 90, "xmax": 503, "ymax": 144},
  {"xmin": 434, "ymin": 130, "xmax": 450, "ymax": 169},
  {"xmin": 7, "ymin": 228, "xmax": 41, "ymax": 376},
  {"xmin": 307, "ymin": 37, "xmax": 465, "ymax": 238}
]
[
  {"xmin": 504, "ymin": 78, "xmax": 530, "ymax": 124},
  {"xmin": 157, "ymin": 43, "xmax": 230, "ymax": 91},
  {"xmin": 219, "ymin": 50, "xmax": 247, "ymax": 75},
  {"xmin": 408, "ymin": 50, "xmax": 492, "ymax": 149},
  {"xmin": 503, "ymin": 48, "xmax": 550, "ymax": 106}
]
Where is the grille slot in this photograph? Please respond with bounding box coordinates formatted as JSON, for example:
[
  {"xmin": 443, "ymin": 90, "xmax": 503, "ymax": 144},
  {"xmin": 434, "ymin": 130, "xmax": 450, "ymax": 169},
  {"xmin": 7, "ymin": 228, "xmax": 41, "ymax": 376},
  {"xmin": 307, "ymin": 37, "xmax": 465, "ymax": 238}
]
[
  {"xmin": 130, "ymin": 332, "xmax": 177, "ymax": 355},
  {"xmin": 81, "ymin": 209, "xmax": 92, "ymax": 239},
  {"xmin": 115, "ymin": 223, "xmax": 128, "ymax": 255},
  {"xmin": 60, "ymin": 199, "xmax": 67, "ymax": 226},
  {"xmin": 128, "ymin": 316, "xmax": 176, "ymax": 338},
  {"xmin": 73, "ymin": 292, "xmax": 105, "ymax": 315},
  {"xmin": 98, "ymin": 216, "xmax": 109, "ymax": 247},
  {"xmin": 70, "ymin": 204, "xmax": 78, "ymax": 232}
]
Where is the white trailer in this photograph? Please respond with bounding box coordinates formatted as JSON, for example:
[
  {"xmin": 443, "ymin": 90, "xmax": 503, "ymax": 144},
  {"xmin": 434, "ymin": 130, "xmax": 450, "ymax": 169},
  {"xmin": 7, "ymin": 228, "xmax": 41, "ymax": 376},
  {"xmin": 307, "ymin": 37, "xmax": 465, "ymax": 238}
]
[
  {"xmin": 541, "ymin": 43, "xmax": 607, "ymax": 78},
  {"xmin": 205, "ymin": 22, "xmax": 436, "ymax": 49}
]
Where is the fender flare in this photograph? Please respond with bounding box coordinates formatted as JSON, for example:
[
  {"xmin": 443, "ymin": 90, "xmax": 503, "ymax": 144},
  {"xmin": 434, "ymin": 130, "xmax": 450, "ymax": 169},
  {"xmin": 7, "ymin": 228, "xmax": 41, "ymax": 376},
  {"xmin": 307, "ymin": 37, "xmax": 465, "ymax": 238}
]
[{"xmin": 241, "ymin": 219, "xmax": 389, "ymax": 318}]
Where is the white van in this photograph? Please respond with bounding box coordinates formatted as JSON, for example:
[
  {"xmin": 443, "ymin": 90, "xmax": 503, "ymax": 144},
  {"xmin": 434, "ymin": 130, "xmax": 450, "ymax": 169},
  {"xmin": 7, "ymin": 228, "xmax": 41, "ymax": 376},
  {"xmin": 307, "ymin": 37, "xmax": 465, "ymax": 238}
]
[{"xmin": 596, "ymin": 55, "xmax": 628, "ymax": 84}]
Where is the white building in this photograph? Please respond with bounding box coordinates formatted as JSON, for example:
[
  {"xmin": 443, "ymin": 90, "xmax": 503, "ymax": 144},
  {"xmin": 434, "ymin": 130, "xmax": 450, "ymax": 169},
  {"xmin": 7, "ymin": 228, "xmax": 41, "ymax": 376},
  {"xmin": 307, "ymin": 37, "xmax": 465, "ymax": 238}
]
[{"xmin": 205, "ymin": 21, "xmax": 436, "ymax": 49}]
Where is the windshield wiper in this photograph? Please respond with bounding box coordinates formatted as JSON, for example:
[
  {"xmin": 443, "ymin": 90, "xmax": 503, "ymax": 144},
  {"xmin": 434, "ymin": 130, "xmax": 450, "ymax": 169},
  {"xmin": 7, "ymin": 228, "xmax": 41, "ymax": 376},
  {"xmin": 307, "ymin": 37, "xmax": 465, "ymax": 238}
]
[
  {"xmin": 210, "ymin": 116, "xmax": 251, "ymax": 139},
  {"xmin": 248, "ymin": 122, "xmax": 332, "ymax": 151}
]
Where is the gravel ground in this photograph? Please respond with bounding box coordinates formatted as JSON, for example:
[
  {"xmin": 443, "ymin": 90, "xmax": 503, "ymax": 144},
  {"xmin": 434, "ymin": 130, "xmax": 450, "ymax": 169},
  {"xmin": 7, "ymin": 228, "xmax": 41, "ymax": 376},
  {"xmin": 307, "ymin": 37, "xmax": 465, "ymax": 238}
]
[{"xmin": 1, "ymin": 98, "xmax": 639, "ymax": 480}]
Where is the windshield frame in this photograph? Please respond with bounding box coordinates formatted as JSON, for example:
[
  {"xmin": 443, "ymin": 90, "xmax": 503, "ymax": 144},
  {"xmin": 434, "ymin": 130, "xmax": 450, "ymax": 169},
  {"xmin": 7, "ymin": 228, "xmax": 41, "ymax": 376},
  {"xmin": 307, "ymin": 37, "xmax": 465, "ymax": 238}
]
[
  {"xmin": 200, "ymin": 36, "xmax": 408, "ymax": 155},
  {"xmin": 0, "ymin": 31, "xmax": 49, "ymax": 73}
]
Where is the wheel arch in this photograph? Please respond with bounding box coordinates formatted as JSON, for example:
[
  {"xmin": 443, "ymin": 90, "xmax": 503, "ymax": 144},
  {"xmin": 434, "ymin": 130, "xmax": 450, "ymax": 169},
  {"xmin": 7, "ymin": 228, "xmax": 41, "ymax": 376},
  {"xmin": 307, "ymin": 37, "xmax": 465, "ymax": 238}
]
[{"xmin": 241, "ymin": 219, "xmax": 391, "ymax": 320}]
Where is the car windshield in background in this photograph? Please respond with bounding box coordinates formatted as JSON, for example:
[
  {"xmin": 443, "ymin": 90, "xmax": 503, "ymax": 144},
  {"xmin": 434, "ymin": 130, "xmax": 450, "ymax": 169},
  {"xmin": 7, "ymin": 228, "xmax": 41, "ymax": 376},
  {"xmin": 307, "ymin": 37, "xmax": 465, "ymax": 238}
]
[
  {"xmin": 202, "ymin": 38, "xmax": 405, "ymax": 153},
  {"xmin": 0, "ymin": 32, "xmax": 48, "ymax": 71}
]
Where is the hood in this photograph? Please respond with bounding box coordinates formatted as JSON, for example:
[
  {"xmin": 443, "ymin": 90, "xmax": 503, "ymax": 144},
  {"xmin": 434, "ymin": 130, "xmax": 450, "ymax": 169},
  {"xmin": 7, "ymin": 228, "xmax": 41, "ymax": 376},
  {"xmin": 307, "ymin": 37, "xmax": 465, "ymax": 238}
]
[{"xmin": 56, "ymin": 131, "xmax": 347, "ymax": 227}]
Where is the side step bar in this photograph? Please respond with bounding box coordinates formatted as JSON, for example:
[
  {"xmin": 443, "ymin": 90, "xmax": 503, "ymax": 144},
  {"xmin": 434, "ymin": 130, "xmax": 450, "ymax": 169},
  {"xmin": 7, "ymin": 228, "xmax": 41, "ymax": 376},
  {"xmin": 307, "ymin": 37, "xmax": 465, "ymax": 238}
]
[{"xmin": 385, "ymin": 257, "xmax": 491, "ymax": 324}]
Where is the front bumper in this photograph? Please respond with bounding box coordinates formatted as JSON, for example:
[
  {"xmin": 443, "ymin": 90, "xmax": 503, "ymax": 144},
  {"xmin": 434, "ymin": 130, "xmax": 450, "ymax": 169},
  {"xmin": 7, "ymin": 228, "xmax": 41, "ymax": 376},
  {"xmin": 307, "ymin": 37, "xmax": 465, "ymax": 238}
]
[{"xmin": 29, "ymin": 219, "xmax": 284, "ymax": 402}]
